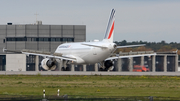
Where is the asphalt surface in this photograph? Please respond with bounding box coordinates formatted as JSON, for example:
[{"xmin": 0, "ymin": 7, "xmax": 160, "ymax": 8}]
[{"xmin": 0, "ymin": 71, "xmax": 180, "ymax": 76}]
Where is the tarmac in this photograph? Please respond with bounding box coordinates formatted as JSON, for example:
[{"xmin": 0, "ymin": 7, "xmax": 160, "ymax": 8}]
[{"xmin": 0, "ymin": 71, "xmax": 180, "ymax": 76}]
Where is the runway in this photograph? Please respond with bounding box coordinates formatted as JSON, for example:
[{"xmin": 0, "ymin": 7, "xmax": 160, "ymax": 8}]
[{"xmin": 0, "ymin": 71, "xmax": 180, "ymax": 76}]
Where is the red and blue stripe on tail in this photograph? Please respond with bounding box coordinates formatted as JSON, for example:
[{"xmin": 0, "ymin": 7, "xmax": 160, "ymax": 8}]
[{"xmin": 103, "ymin": 9, "xmax": 115, "ymax": 43}]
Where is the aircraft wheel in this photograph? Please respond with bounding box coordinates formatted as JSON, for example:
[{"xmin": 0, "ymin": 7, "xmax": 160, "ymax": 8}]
[
  {"xmin": 104, "ymin": 67, "xmax": 109, "ymax": 71},
  {"xmin": 99, "ymin": 68, "xmax": 104, "ymax": 71},
  {"xmin": 66, "ymin": 67, "xmax": 70, "ymax": 71},
  {"xmin": 61, "ymin": 67, "xmax": 65, "ymax": 71}
]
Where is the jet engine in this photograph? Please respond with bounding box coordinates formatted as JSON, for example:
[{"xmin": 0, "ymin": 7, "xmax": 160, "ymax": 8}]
[{"xmin": 41, "ymin": 58, "xmax": 57, "ymax": 70}]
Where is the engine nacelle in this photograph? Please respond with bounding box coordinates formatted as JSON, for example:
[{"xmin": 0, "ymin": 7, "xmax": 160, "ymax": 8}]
[{"xmin": 41, "ymin": 58, "xmax": 56, "ymax": 70}]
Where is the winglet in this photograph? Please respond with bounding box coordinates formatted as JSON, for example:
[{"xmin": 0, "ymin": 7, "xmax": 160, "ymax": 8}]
[
  {"xmin": 2, "ymin": 48, "xmax": 21, "ymax": 53},
  {"xmin": 176, "ymin": 49, "xmax": 178, "ymax": 53},
  {"xmin": 3, "ymin": 47, "xmax": 7, "ymax": 53}
]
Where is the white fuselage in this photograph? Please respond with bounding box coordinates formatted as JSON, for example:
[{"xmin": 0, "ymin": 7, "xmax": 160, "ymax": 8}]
[
  {"xmin": 53, "ymin": 9, "xmax": 116, "ymax": 65},
  {"xmin": 54, "ymin": 41, "xmax": 116, "ymax": 64}
]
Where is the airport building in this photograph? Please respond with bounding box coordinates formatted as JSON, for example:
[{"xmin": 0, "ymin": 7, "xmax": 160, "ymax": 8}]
[{"xmin": 0, "ymin": 22, "xmax": 86, "ymax": 71}]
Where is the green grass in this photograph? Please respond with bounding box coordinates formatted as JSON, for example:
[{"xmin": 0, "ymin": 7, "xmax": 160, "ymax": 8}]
[{"xmin": 1, "ymin": 75, "xmax": 180, "ymax": 99}]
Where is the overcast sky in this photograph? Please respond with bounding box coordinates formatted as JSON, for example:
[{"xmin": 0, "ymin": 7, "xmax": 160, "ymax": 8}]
[{"xmin": 0, "ymin": 0, "xmax": 180, "ymax": 43}]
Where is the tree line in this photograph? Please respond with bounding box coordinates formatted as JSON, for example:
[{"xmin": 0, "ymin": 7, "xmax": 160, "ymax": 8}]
[{"xmin": 114, "ymin": 40, "xmax": 180, "ymax": 55}]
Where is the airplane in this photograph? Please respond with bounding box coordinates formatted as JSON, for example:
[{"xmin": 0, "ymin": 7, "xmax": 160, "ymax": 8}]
[{"xmin": 3, "ymin": 9, "xmax": 156, "ymax": 71}]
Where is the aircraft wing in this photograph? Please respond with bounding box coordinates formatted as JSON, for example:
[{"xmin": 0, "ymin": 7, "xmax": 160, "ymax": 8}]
[
  {"xmin": 117, "ymin": 44, "xmax": 145, "ymax": 48},
  {"xmin": 3, "ymin": 48, "xmax": 76, "ymax": 61},
  {"xmin": 105, "ymin": 53, "xmax": 156, "ymax": 61}
]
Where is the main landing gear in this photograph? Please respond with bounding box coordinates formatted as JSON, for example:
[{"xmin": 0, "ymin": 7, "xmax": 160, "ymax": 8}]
[{"xmin": 99, "ymin": 60, "xmax": 114, "ymax": 71}]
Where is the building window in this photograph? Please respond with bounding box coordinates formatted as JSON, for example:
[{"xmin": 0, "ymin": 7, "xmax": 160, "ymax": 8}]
[
  {"xmin": 6, "ymin": 37, "xmax": 74, "ymax": 42},
  {"xmin": 16, "ymin": 37, "xmax": 26, "ymax": 41},
  {"xmin": 6, "ymin": 38, "xmax": 15, "ymax": 41},
  {"xmin": 44, "ymin": 38, "xmax": 49, "ymax": 41},
  {"xmin": 27, "ymin": 38, "xmax": 31, "ymax": 41},
  {"xmin": 67, "ymin": 38, "xmax": 73, "ymax": 42},
  {"xmin": 56, "ymin": 38, "xmax": 61, "ymax": 41},
  {"xmin": 39, "ymin": 38, "xmax": 44, "ymax": 41},
  {"xmin": 62, "ymin": 38, "xmax": 67, "ymax": 42},
  {"xmin": 51, "ymin": 38, "xmax": 56, "ymax": 41},
  {"xmin": 32, "ymin": 38, "xmax": 37, "ymax": 41}
]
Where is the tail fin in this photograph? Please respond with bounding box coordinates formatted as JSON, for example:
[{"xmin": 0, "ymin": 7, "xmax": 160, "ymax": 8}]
[{"xmin": 103, "ymin": 9, "xmax": 115, "ymax": 43}]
